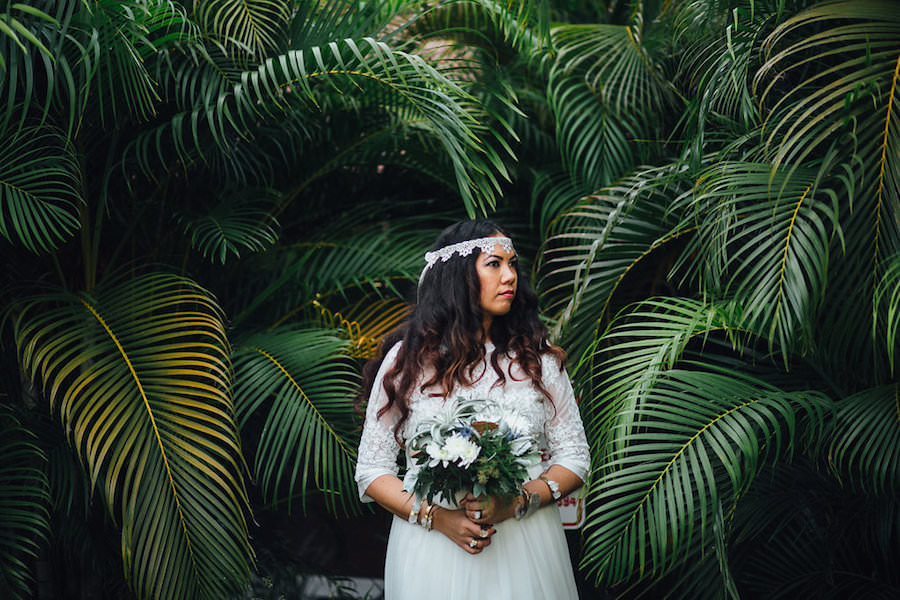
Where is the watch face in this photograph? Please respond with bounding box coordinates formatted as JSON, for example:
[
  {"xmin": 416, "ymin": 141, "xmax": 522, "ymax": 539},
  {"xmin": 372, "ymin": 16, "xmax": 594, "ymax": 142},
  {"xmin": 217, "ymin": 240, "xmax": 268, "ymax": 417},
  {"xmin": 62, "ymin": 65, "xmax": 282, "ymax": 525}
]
[
  {"xmin": 515, "ymin": 501, "xmax": 526, "ymax": 519},
  {"xmin": 549, "ymin": 483, "xmax": 561, "ymax": 500}
]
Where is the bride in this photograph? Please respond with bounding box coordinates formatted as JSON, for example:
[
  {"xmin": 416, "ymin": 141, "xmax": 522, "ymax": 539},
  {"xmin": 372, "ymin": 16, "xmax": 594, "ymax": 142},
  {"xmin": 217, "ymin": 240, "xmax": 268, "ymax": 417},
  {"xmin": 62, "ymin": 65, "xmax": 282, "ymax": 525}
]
[{"xmin": 355, "ymin": 219, "xmax": 590, "ymax": 599}]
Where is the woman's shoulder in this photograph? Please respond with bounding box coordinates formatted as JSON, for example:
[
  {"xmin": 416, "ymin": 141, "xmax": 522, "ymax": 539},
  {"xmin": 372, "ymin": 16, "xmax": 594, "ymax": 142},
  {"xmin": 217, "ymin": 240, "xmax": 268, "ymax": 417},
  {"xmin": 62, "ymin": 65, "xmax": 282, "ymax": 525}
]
[
  {"xmin": 537, "ymin": 345, "xmax": 567, "ymax": 380},
  {"xmin": 380, "ymin": 340, "xmax": 403, "ymax": 368}
]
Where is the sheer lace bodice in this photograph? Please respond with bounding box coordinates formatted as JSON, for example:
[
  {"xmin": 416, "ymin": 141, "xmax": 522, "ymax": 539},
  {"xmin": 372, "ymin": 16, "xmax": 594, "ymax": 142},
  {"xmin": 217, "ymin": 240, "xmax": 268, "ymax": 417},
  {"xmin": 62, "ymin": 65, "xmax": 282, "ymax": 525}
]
[{"xmin": 355, "ymin": 342, "xmax": 590, "ymax": 501}]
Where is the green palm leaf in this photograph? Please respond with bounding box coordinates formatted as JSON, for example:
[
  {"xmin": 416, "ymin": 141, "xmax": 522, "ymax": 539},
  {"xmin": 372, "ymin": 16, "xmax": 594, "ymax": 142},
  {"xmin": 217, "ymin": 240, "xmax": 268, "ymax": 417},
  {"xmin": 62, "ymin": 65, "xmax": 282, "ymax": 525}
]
[
  {"xmin": 585, "ymin": 297, "xmax": 748, "ymax": 464},
  {"xmin": 136, "ymin": 36, "xmax": 509, "ymax": 216},
  {"xmin": 756, "ymin": 0, "xmax": 900, "ymax": 286},
  {"xmin": 178, "ymin": 187, "xmax": 279, "ymax": 264},
  {"xmin": 0, "ymin": 3, "xmax": 54, "ymax": 71},
  {"xmin": 0, "ymin": 123, "xmax": 82, "ymax": 253},
  {"xmin": 830, "ymin": 384, "xmax": 900, "ymax": 494},
  {"xmin": 675, "ymin": 3, "xmax": 765, "ymax": 152},
  {"xmin": 537, "ymin": 164, "xmax": 693, "ymax": 356},
  {"xmin": 581, "ymin": 368, "xmax": 830, "ymax": 586},
  {"xmin": 196, "ymin": 0, "xmax": 289, "ymax": 62},
  {"xmin": 399, "ymin": 0, "xmax": 551, "ymax": 56},
  {"xmin": 232, "ymin": 327, "xmax": 361, "ymax": 514},
  {"xmin": 0, "ymin": 409, "xmax": 50, "ymax": 600},
  {"xmin": 79, "ymin": 0, "xmax": 196, "ymax": 125},
  {"xmin": 233, "ymin": 221, "xmax": 436, "ymax": 327},
  {"xmin": 314, "ymin": 297, "xmax": 412, "ymax": 359},
  {"xmin": 686, "ymin": 161, "xmax": 841, "ymax": 353},
  {"xmin": 875, "ymin": 252, "xmax": 900, "ymax": 372},
  {"xmin": 14, "ymin": 273, "xmax": 253, "ymax": 600},
  {"xmin": 548, "ymin": 19, "xmax": 675, "ymax": 185}
]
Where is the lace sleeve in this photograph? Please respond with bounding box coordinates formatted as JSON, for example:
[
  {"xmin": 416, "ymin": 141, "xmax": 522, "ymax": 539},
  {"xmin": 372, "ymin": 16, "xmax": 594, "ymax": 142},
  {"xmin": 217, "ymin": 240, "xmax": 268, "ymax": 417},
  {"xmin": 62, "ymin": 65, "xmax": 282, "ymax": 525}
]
[
  {"xmin": 542, "ymin": 355, "xmax": 591, "ymax": 482},
  {"xmin": 354, "ymin": 342, "xmax": 403, "ymax": 502}
]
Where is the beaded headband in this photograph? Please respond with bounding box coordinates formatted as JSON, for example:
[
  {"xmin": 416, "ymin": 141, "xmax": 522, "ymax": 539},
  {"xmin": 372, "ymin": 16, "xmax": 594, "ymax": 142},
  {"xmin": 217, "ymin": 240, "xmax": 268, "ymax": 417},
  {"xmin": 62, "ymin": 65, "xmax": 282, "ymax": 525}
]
[{"xmin": 419, "ymin": 236, "xmax": 515, "ymax": 283}]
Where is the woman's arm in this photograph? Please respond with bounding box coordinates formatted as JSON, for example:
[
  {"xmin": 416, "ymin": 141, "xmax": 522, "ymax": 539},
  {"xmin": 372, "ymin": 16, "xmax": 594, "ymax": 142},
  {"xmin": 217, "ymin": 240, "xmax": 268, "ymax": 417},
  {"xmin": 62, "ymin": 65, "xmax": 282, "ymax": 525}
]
[{"xmin": 365, "ymin": 474, "xmax": 496, "ymax": 554}]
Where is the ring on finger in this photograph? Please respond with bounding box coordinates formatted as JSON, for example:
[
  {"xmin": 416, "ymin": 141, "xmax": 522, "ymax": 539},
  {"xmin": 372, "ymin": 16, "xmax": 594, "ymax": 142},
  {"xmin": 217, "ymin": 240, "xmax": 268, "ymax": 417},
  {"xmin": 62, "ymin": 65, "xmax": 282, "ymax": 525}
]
[
  {"xmin": 473, "ymin": 510, "xmax": 482, "ymax": 520},
  {"xmin": 479, "ymin": 528, "xmax": 489, "ymax": 538},
  {"xmin": 468, "ymin": 538, "xmax": 478, "ymax": 549}
]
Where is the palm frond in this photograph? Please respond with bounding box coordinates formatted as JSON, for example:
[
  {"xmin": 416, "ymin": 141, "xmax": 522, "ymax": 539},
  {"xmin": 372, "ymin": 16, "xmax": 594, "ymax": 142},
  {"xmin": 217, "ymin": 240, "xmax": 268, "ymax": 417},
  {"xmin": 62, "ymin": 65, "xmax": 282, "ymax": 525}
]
[
  {"xmin": 537, "ymin": 163, "xmax": 693, "ymax": 356},
  {"xmin": 178, "ymin": 187, "xmax": 279, "ymax": 264},
  {"xmin": 232, "ymin": 221, "xmax": 436, "ymax": 327},
  {"xmin": 585, "ymin": 297, "xmax": 748, "ymax": 463},
  {"xmin": 232, "ymin": 327, "xmax": 361, "ymax": 514},
  {"xmin": 0, "ymin": 2, "xmax": 55, "ymax": 72},
  {"xmin": 528, "ymin": 168, "xmax": 595, "ymax": 236},
  {"xmin": 580, "ymin": 368, "xmax": 831, "ymax": 586},
  {"xmin": 547, "ymin": 19, "xmax": 675, "ymax": 185},
  {"xmin": 14, "ymin": 273, "xmax": 253, "ymax": 600},
  {"xmin": 399, "ymin": 0, "xmax": 551, "ymax": 57},
  {"xmin": 134, "ymin": 36, "xmax": 509, "ymax": 216},
  {"xmin": 0, "ymin": 409, "xmax": 50, "ymax": 600},
  {"xmin": 685, "ymin": 161, "xmax": 841, "ymax": 354},
  {"xmin": 829, "ymin": 384, "xmax": 900, "ymax": 494},
  {"xmin": 287, "ymin": 0, "xmax": 390, "ymax": 50},
  {"xmin": 80, "ymin": 0, "xmax": 197, "ymax": 125},
  {"xmin": 313, "ymin": 297, "xmax": 412, "ymax": 359},
  {"xmin": 196, "ymin": 0, "xmax": 289, "ymax": 63},
  {"xmin": 0, "ymin": 122, "xmax": 82, "ymax": 253},
  {"xmin": 675, "ymin": 4, "xmax": 766, "ymax": 152},
  {"xmin": 756, "ymin": 0, "xmax": 900, "ymax": 286},
  {"xmin": 875, "ymin": 252, "xmax": 900, "ymax": 372}
]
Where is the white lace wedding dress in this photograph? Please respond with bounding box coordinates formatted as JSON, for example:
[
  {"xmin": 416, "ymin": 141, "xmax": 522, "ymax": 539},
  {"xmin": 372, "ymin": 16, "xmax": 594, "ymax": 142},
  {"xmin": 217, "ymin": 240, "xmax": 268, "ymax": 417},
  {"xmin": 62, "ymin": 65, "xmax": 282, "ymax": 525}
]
[{"xmin": 355, "ymin": 342, "xmax": 591, "ymax": 600}]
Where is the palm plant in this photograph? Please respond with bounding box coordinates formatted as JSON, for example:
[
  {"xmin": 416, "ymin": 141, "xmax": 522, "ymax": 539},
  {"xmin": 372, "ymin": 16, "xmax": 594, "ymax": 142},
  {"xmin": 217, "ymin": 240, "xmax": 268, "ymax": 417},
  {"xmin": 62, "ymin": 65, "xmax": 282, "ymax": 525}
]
[
  {"xmin": 536, "ymin": 0, "xmax": 900, "ymax": 597},
  {"xmin": 6, "ymin": 0, "xmax": 897, "ymax": 598},
  {"xmin": 0, "ymin": 0, "xmax": 517, "ymax": 597}
]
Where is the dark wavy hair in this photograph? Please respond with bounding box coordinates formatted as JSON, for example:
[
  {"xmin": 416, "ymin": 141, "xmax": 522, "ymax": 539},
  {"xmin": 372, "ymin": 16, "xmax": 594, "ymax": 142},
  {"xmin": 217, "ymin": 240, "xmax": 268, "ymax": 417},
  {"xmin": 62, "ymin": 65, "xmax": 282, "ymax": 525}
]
[{"xmin": 358, "ymin": 219, "xmax": 565, "ymax": 439}]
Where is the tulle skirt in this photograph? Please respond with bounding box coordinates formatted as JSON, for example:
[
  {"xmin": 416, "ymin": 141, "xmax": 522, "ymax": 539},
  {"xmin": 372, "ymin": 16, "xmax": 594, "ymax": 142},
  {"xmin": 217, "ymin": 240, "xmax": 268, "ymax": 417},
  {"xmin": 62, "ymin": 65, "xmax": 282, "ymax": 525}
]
[{"xmin": 383, "ymin": 503, "xmax": 579, "ymax": 600}]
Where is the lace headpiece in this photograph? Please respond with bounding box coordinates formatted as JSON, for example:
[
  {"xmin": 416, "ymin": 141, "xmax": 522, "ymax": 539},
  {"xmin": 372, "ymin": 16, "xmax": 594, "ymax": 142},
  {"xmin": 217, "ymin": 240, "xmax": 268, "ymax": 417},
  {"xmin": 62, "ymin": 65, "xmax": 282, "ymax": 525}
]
[{"xmin": 419, "ymin": 236, "xmax": 515, "ymax": 283}]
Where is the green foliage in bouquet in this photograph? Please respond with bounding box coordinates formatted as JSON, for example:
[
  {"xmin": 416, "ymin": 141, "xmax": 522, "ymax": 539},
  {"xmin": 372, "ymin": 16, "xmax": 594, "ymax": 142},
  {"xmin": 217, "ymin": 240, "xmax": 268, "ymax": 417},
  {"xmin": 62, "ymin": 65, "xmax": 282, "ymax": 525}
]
[{"xmin": 404, "ymin": 398, "xmax": 540, "ymax": 506}]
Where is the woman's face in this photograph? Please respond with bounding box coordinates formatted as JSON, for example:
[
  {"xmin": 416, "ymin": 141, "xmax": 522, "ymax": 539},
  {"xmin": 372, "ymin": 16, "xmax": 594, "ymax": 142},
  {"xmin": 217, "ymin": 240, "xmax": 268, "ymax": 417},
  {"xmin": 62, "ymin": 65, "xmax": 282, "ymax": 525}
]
[{"xmin": 475, "ymin": 236, "xmax": 518, "ymax": 327}]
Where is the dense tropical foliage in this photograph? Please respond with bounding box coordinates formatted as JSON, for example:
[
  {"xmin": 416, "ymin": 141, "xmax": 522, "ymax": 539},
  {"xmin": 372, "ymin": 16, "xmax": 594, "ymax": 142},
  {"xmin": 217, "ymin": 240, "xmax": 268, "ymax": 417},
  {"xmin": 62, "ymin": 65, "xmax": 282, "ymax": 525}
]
[{"xmin": 1, "ymin": 0, "xmax": 898, "ymax": 599}]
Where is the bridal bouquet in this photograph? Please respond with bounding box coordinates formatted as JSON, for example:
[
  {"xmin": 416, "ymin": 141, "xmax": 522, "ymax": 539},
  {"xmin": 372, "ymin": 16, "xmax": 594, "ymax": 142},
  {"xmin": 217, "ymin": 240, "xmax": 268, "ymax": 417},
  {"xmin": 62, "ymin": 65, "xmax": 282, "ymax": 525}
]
[{"xmin": 403, "ymin": 397, "xmax": 540, "ymax": 506}]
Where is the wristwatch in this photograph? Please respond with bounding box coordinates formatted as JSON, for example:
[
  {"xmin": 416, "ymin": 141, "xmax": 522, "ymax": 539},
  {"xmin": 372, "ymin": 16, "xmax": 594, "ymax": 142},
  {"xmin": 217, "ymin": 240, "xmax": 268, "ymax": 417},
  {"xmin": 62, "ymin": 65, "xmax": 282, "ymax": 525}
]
[
  {"xmin": 514, "ymin": 489, "xmax": 542, "ymax": 520},
  {"xmin": 539, "ymin": 475, "xmax": 562, "ymax": 501}
]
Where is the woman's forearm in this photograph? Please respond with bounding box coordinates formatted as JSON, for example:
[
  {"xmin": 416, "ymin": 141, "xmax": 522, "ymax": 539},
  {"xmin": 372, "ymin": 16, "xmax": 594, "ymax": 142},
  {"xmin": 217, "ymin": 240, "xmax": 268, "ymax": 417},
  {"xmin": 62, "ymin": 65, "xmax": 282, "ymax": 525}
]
[{"xmin": 364, "ymin": 473, "xmax": 417, "ymax": 521}]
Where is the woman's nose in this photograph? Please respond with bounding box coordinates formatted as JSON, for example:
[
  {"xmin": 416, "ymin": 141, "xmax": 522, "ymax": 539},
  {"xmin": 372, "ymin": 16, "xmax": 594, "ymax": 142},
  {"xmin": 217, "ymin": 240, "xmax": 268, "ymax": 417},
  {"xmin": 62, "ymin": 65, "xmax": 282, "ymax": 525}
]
[{"xmin": 501, "ymin": 264, "xmax": 516, "ymax": 282}]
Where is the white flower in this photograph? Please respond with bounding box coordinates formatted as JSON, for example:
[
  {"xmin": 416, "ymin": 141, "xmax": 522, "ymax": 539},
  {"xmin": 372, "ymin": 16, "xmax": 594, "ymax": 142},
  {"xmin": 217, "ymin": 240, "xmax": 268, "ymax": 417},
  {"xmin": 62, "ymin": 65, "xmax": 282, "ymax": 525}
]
[
  {"xmin": 443, "ymin": 434, "xmax": 481, "ymax": 468},
  {"xmin": 425, "ymin": 441, "xmax": 453, "ymax": 467}
]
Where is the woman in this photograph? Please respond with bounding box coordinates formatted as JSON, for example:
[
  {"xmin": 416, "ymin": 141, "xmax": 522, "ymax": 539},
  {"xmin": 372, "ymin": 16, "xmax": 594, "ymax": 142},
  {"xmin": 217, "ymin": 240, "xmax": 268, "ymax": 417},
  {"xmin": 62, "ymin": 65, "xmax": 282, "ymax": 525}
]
[{"xmin": 355, "ymin": 219, "xmax": 590, "ymax": 599}]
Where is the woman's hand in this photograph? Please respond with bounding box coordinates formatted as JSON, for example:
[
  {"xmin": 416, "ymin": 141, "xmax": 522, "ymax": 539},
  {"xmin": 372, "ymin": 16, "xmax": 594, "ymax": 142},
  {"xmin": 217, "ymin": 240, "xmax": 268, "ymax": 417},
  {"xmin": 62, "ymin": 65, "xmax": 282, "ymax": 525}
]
[
  {"xmin": 461, "ymin": 493, "xmax": 519, "ymax": 525},
  {"xmin": 432, "ymin": 506, "xmax": 496, "ymax": 555}
]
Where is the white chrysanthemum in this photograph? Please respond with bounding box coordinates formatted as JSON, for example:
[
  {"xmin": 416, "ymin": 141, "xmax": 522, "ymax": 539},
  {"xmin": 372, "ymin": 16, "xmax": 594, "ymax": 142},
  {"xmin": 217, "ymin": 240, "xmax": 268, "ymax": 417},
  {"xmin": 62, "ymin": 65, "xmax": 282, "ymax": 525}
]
[
  {"xmin": 425, "ymin": 442, "xmax": 452, "ymax": 467},
  {"xmin": 443, "ymin": 434, "xmax": 481, "ymax": 468}
]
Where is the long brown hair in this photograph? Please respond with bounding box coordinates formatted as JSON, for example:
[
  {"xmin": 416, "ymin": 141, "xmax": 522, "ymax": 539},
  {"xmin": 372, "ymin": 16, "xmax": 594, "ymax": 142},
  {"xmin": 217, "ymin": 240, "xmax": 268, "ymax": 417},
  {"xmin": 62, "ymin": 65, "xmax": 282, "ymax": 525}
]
[{"xmin": 358, "ymin": 219, "xmax": 565, "ymax": 439}]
